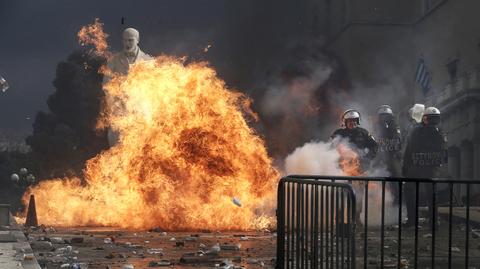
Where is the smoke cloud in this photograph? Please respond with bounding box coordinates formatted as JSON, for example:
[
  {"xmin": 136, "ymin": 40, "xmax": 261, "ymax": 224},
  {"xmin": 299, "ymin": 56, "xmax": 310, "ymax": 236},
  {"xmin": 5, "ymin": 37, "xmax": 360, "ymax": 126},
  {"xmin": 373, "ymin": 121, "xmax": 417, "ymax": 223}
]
[
  {"xmin": 284, "ymin": 136, "xmax": 401, "ymax": 226},
  {"xmin": 285, "ymin": 140, "xmax": 342, "ymax": 176}
]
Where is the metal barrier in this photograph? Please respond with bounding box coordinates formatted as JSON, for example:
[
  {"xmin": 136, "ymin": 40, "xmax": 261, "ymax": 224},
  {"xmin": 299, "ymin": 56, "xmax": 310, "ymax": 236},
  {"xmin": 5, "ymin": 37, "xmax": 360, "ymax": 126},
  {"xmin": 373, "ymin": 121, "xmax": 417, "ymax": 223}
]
[
  {"xmin": 276, "ymin": 175, "xmax": 480, "ymax": 269},
  {"xmin": 276, "ymin": 176, "xmax": 357, "ymax": 269}
]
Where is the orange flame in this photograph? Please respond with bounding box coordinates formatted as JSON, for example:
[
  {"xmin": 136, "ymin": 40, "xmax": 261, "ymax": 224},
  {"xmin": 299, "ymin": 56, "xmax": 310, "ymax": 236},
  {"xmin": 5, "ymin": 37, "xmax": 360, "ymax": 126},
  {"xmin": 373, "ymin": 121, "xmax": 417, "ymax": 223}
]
[
  {"xmin": 77, "ymin": 18, "xmax": 111, "ymax": 58},
  {"xmin": 336, "ymin": 143, "xmax": 363, "ymax": 176},
  {"xmin": 22, "ymin": 24, "xmax": 279, "ymax": 231}
]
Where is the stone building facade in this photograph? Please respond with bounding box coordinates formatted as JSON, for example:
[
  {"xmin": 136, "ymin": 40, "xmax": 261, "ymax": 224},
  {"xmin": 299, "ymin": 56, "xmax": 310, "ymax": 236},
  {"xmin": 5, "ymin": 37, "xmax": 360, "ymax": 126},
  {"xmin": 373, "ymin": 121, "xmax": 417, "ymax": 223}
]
[{"xmin": 319, "ymin": 0, "xmax": 480, "ymax": 198}]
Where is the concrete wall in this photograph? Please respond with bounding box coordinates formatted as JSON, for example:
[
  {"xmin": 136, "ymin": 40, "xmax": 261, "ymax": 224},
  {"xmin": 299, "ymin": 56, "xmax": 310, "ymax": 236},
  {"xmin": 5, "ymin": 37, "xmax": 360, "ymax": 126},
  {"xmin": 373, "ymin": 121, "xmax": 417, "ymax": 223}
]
[
  {"xmin": 349, "ymin": 0, "xmax": 418, "ymax": 23},
  {"xmin": 413, "ymin": 0, "xmax": 480, "ymax": 101}
]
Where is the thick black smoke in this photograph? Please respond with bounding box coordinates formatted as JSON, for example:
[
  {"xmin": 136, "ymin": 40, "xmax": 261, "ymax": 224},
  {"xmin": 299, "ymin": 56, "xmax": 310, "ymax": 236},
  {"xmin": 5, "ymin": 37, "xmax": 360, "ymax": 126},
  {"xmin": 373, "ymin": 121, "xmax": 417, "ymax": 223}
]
[{"xmin": 26, "ymin": 49, "xmax": 109, "ymax": 179}]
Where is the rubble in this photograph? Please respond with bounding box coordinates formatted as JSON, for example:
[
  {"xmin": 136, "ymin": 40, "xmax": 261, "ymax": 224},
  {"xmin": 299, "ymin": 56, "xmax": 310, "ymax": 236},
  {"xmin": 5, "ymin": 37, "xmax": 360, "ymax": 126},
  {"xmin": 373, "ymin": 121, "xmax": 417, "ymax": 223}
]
[
  {"xmin": 147, "ymin": 248, "xmax": 164, "ymax": 255},
  {"xmin": 217, "ymin": 259, "xmax": 234, "ymax": 269},
  {"xmin": 149, "ymin": 260, "xmax": 171, "ymax": 267},
  {"xmin": 49, "ymin": 237, "xmax": 64, "ymax": 244},
  {"xmin": 32, "ymin": 240, "xmax": 53, "ymax": 250},
  {"xmin": 207, "ymin": 244, "xmax": 221, "ymax": 255},
  {"xmin": 69, "ymin": 237, "xmax": 84, "ymax": 244},
  {"xmin": 185, "ymin": 236, "xmax": 198, "ymax": 242},
  {"xmin": 123, "ymin": 265, "xmax": 134, "ymax": 269},
  {"xmin": 105, "ymin": 252, "xmax": 116, "ymax": 259},
  {"xmin": 220, "ymin": 244, "xmax": 241, "ymax": 251},
  {"xmin": 29, "ymin": 229, "xmax": 276, "ymax": 268}
]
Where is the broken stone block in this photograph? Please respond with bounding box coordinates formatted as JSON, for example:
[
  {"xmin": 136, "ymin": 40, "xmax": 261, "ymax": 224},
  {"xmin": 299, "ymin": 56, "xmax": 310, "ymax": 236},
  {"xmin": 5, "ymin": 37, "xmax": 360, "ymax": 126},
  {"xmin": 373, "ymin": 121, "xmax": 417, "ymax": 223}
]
[
  {"xmin": 105, "ymin": 252, "xmax": 115, "ymax": 259},
  {"xmin": 149, "ymin": 260, "xmax": 171, "ymax": 267},
  {"xmin": 33, "ymin": 241, "xmax": 53, "ymax": 250},
  {"xmin": 50, "ymin": 237, "xmax": 64, "ymax": 244},
  {"xmin": 123, "ymin": 265, "xmax": 134, "ymax": 269},
  {"xmin": 185, "ymin": 236, "xmax": 198, "ymax": 242},
  {"xmin": 147, "ymin": 248, "xmax": 164, "ymax": 255},
  {"xmin": 232, "ymin": 256, "xmax": 242, "ymax": 262},
  {"xmin": 70, "ymin": 237, "xmax": 84, "ymax": 244},
  {"xmin": 218, "ymin": 259, "xmax": 234, "ymax": 269},
  {"xmin": 209, "ymin": 244, "xmax": 221, "ymax": 254},
  {"xmin": 220, "ymin": 244, "xmax": 241, "ymax": 251}
]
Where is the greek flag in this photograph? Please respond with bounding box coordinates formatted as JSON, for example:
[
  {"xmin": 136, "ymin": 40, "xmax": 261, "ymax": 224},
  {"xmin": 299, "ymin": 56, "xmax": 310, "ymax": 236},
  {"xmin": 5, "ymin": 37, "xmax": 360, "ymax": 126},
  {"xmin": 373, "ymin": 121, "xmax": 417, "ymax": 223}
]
[{"xmin": 415, "ymin": 57, "xmax": 431, "ymax": 95}]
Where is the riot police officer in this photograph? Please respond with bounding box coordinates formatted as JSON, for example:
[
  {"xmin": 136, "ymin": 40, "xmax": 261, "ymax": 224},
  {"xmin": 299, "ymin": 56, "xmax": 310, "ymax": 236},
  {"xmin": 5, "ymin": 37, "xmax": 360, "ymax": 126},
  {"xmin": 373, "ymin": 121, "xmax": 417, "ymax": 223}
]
[
  {"xmin": 403, "ymin": 107, "xmax": 448, "ymax": 229},
  {"xmin": 331, "ymin": 109, "xmax": 378, "ymax": 164},
  {"xmin": 331, "ymin": 109, "xmax": 378, "ymax": 223},
  {"xmin": 374, "ymin": 105, "xmax": 402, "ymax": 202}
]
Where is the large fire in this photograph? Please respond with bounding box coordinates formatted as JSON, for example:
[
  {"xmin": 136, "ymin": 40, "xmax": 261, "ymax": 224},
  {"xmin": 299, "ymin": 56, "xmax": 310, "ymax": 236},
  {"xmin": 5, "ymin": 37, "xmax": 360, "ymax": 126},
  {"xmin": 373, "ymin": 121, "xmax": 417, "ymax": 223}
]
[{"xmin": 22, "ymin": 21, "xmax": 278, "ymax": 231}]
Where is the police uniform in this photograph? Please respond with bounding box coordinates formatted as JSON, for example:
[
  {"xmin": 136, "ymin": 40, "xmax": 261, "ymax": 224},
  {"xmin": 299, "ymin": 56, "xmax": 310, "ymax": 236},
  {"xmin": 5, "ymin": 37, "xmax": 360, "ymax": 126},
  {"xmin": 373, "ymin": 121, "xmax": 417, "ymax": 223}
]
[
  {"xmin": 374, "ymin": 116, "xmax": 402, "ymax": 202},
  {"xmin": 332, "ymin": 127, "xmax": 378, "ymax": 166},
  {"xmin": 331, "ymin": 126, "xmax": 378, "ymax": 223},
  {"xmin": 402, "ymin": 124, "xmax": 447, "ymax": 227}
]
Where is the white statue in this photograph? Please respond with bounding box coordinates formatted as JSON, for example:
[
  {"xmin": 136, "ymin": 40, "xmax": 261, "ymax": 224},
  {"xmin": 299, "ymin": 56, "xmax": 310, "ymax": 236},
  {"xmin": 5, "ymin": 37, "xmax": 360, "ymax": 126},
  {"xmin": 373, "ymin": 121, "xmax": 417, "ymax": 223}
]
[
  {"xmin": 104, "ymin": 28, "xmax": 153, "ymax": 146},
  {"xmin": 106, "ymin": 28, "xmax": 153, "ymax": 76}
]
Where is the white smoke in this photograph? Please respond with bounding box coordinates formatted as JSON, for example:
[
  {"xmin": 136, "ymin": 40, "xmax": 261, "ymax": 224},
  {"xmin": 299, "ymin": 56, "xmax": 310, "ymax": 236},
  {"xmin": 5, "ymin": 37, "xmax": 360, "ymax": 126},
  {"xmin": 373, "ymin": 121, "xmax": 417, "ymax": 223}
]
[
  {"xmin": 284, "ymin": 138, "xmax": 401, "ymax": 226},
  {"xmin": 285, "ymin": 140, "xmax": 342, "ymax": 176}
]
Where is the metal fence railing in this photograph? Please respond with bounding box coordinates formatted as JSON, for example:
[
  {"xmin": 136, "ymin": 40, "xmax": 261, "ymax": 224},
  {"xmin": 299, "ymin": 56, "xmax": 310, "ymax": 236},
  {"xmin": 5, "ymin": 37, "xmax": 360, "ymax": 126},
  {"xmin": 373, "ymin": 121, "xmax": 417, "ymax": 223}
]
[
  {"xmin": 276, "ymin": 175, "xmax": 480, "ymax": 269},
  {"xmin": 276, "ymin": 176, "xmax": 357, "ymax": 269}
]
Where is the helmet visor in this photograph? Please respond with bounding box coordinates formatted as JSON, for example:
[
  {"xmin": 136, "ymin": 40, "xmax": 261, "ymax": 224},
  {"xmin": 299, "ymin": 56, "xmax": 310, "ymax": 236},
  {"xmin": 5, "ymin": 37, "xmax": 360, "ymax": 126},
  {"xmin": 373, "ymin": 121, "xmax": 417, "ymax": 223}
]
[{"xmin": 427, "ymin": 115, "xmax": 441, "ymax": 125}]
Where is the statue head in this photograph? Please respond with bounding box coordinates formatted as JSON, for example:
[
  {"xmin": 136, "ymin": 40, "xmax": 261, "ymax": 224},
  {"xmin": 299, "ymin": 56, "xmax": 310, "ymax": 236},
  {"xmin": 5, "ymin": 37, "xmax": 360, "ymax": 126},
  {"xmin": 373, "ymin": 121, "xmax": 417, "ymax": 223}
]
[{"xmin": 123, "ymin": 28, "xmax": 140, "ymax": 54}]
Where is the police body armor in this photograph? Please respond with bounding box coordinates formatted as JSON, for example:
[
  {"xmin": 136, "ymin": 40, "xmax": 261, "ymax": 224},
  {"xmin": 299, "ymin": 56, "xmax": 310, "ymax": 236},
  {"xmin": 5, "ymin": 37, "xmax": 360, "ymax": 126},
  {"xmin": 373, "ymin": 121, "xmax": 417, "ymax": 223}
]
[
  {"xmin": 375, "ymin": 119, "xmax": 402, "ymax": 175},
  {"xmin": 332, "ymin": 127, "xmax": 378, "ymax": 171},
  {"xmin": 403, "ymin": 125, "xmax": 447, "ymax": 175}
]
